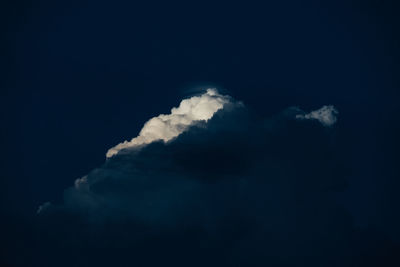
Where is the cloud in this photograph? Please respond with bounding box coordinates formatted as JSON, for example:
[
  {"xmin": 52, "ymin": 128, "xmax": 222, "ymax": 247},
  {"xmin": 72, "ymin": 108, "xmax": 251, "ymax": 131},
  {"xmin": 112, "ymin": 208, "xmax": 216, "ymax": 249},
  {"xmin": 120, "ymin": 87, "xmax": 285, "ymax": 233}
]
[
  {"xmin": 296, "ymin": 105, "xmax": 338, "ymax": 126},
  {"xmin": 41, "ymin": 91, "xmax": 346, "ymax": 226},
  {"xmin": 30, "ymin": 90, "xmax": 400, "ymax": 267},
  {"xmin": 40, "ymin": 89, "xmax": 346, "ymax": 225},
  {"xmin": 106, "ymin": 89, "xmax": 232, "ymax": 158},
  {"xmin": 36, "ymin": 201, "xmax": 51, "ymax": 214}
]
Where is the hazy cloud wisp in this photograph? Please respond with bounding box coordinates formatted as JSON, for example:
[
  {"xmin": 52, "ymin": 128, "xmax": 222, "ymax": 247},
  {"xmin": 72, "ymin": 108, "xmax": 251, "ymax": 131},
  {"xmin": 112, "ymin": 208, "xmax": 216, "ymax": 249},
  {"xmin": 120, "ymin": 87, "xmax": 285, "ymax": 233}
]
[{"xmin": 296, "ymin": 105, "xmax": 338, "ymax": 127}]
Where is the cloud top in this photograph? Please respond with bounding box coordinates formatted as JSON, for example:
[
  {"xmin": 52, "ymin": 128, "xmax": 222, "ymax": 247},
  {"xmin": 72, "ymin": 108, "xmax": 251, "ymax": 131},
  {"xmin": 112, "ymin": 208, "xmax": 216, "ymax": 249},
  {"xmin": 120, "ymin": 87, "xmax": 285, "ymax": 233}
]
[
  {"xmin": 296, "ymin": 105, "xmax": 338, "ymax": 127},
  {"xmin": 106, "ymin": 89, "xmax": 231, "ymax": 158}
]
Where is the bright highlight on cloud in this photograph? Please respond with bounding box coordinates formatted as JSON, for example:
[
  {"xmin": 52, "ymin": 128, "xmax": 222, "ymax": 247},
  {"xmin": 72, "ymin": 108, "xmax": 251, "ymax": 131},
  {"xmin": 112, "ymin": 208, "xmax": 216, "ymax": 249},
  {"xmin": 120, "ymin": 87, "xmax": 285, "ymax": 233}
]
[
  {"xmin": 106, "ymin": 89, "xmax": 231, "ymax": 158},
  {"xmin": 296, "ymin": 105, "xmax": 338, "ymax": 127}
]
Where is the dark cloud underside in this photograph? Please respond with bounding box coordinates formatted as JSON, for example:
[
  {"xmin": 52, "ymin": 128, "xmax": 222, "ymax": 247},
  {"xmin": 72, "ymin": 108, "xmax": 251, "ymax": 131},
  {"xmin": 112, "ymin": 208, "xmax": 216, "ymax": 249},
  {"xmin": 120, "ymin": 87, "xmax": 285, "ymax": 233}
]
[{"xmin": 26, "ymin": 92, "xmax": 399, "ymax": 267}]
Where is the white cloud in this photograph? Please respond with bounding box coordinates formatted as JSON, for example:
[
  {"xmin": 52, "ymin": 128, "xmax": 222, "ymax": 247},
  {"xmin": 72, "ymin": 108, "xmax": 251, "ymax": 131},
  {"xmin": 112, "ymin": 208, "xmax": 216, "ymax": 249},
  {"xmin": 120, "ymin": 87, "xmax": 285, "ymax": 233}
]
[
  {"xmin": 106, "ymin": 89, "xmax": 231, "ymax": 158},
  {"xmin": 296, "ymin": 105, "xmax": 338, "ymax": 127}
]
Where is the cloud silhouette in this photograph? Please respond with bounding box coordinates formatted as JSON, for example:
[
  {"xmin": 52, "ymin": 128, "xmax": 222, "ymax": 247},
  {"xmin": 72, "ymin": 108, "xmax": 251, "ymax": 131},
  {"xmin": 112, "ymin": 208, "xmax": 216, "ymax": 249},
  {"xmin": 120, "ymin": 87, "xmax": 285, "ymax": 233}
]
[{"xmin": 32, "ymin": 90, "xmax": 400, "ymax": 267}]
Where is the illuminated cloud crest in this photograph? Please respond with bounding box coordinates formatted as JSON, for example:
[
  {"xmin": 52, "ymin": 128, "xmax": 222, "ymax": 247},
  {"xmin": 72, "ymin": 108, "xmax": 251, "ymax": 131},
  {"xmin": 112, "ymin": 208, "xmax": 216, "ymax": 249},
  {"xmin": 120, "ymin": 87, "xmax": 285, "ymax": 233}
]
[
  {"xmin": 296, "ymin": 105, "xmax": 338, "ymax": 127},
  {"xmin": 106, "ymin": 89, "xmax": 231, "ymax": 158}
]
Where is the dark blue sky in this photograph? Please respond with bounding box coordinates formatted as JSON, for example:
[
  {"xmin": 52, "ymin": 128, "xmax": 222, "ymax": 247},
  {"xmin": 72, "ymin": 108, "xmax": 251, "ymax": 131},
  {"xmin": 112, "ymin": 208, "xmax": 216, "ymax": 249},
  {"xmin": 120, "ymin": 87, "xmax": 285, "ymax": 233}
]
[{"xmin": 1, "ymin": 1, "xmax": 400, "ymax": 266}]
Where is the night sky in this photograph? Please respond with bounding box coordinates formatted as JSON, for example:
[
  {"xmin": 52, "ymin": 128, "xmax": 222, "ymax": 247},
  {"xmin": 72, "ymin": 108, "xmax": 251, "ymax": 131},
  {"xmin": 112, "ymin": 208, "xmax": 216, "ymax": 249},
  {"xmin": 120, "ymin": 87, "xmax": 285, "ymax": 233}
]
[{"xmin": 1, "ymin": 1, "xmax": 400, "ymax": 266}]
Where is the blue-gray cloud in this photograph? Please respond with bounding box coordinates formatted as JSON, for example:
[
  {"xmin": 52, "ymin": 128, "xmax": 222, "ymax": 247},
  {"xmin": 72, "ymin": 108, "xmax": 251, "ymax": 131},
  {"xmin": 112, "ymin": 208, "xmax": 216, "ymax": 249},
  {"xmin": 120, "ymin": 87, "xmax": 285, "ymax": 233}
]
[
  {"xmin": 296, "ymin": 105, "xmax": 338, "ymax": 126},
  {"xmin": 32, "ymin": 90, "xmax": 399, "ymax": 267}
]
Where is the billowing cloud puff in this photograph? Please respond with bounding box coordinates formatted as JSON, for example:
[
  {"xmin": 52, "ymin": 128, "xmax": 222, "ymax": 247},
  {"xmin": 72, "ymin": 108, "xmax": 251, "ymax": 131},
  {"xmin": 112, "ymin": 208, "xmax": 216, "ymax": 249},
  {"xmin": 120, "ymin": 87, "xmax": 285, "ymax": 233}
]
[
  {"xmin": 296, "ymin": 105, "xmax": 338, "ymax": 127},
  {"xmin": 106, "ymin": 89, "xmax": 232, "ymax": 158},
  {"xmin": 42, "ymin": 93, "xmax": 344, "ymax": 225},
  {"xmin": 31, "ymin": 90, "xmax": 399, "ymax": 267}
]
